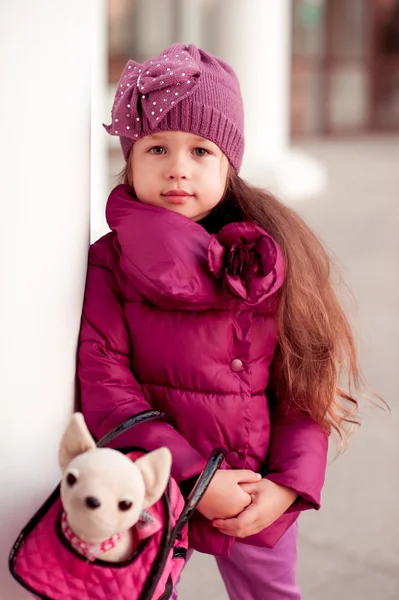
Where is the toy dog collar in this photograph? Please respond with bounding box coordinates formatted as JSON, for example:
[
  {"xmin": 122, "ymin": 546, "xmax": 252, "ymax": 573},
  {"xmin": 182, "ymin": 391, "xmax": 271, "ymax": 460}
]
[{"xmin": 61, "ymin": 512, "xmax": 122, "ymax": 562}]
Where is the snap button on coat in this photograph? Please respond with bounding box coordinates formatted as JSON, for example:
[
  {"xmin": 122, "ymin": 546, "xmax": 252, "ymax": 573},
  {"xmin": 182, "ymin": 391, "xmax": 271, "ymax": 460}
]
[
  {"xmin": 226, "ymin": 451, "xmax": 240, "ymax": 466},
  {"xmin": 230, "ymin": 358, "xmax": 243, "ymax": 372}
]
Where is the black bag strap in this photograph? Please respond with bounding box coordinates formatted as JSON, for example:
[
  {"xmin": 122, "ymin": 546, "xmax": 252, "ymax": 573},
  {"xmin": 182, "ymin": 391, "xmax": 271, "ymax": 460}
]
[
  {"xmin": 96, "ymin": 410, "xmax": 225, "ymax": 600},
  {"xmin": 96, "ymin": 409, "xmax": 225, "ymax": 530},
  {"xmin": 139, "ymin": 453, "xmax": 225, "ymax": 600},
  {"xmin": 96, "ymin": 410, "xmax": 167, "ymax": 447},
  {"xmin": 96, "ymin": 410, "xmax": 224, "ymax": 523},
  {"xmin": 96, "ymin": 410, "xmax": 224, "ymax": 530},
  {"xmin": 173, "ymin": 448, "xmax": 225, "ymax": 535}
]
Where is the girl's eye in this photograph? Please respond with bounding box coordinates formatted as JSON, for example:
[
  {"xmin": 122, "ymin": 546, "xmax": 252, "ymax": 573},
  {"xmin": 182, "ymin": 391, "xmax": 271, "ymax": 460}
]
[
  {"xmin": 149, "ymin": 146, "xmax": 166, "ymax": 155},
  {"xmin": 193, "ymin": 147, "xmax": 209, "ymax": 157}
]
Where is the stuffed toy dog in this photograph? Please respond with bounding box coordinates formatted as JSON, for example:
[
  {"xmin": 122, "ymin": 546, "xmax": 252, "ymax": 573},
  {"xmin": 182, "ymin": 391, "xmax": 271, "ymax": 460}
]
[{"xmin": 58, "ymin": 413, "xmax": 172, "ymax": 563}]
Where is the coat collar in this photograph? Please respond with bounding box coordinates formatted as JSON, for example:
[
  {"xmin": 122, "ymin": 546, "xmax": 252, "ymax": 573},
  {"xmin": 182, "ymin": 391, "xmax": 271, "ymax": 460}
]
[{"xmin": 106, "ymin": 185, "xmax": 284, "ymax": 310}]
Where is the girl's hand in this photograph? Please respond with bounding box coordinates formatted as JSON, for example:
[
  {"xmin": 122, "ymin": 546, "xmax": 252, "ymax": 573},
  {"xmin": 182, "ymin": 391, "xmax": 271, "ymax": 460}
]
[
  {"xmin": 196, "ymin": 469, "xmax": 262, "ymax": 521},
  {"xmin": 212, "ymin": 479, "xmax": 297, "ymax": 537}
]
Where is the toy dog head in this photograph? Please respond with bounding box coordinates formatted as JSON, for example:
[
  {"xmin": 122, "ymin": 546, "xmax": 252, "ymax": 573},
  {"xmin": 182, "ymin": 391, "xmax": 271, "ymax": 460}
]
[{"xmin": 59, "ymin": 413, "xmax": 172, "ymax": 544}]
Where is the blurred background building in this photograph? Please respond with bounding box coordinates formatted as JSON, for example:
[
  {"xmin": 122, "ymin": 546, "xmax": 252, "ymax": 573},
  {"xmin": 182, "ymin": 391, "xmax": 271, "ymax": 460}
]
[
  {"xmin": 108, "ymin": 0, "xmax": 399, "ymax": 137},
  {"xmin": 106, "ymin": 0, "xmax": 399, "ymax": 181},
  {"xmin": 291, "ymin": 0, "xmax": 399, "ymax": 136},
  {"xmin": 95, "ymin": 0, "xmax": 399, "ymax": 241}
]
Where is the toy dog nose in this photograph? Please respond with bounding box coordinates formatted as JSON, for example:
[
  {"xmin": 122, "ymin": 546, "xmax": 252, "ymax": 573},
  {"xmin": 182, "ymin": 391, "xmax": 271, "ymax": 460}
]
[{"xmin": 85, "ymin": 496, "xmax": 101, "ymax": 510}]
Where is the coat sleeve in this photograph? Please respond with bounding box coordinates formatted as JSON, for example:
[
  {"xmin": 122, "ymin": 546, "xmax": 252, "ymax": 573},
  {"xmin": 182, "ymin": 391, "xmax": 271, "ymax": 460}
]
[
  {"xmin": 77, "ymin": 242, "xmax": 207, "ymax": 483},
  {"xmin": 264, "ymin": 392, "xmax": 329, "ymax": 513}
]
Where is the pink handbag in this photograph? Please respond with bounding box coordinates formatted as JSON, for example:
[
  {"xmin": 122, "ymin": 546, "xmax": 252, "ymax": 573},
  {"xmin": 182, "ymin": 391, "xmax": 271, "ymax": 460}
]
[{"xmin": 9, "ymin": 411, "xmax": 223, "ymax": 600}]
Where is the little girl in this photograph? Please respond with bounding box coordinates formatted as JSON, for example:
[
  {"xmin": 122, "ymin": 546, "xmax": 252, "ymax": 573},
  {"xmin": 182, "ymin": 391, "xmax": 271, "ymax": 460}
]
[{"xmin": 77, "ymin": 44, "xmax": 370, "ymax": 599}]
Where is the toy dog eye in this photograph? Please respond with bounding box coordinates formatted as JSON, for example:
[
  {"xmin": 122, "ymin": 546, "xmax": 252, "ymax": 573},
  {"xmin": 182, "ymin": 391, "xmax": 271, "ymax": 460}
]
[
  {"xmin": 66, "ymin": 473, "xmax": 77, "ymax": 487},
  {"xmin": 118, "ymin": 500, "xmax": 133, "ymax": 512}
]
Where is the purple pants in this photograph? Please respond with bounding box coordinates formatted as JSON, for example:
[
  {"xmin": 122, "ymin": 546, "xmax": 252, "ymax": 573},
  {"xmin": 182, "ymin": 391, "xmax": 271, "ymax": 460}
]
[{"xmin": 172, "ymin": 524, "xmax": 301, "ymax": 599}]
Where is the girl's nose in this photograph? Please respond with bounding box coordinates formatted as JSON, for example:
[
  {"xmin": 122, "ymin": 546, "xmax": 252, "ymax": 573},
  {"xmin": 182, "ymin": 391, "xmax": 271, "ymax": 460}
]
[{"xmin": 165, "ymin": 156, "xmax": 190, "ymax": 180}]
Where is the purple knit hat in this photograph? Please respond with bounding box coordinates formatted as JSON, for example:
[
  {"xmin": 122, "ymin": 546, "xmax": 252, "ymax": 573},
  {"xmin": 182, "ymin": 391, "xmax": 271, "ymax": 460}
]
[{"xmin": 104, "ymin": 44, "xmax": 244, "ymax": 172}]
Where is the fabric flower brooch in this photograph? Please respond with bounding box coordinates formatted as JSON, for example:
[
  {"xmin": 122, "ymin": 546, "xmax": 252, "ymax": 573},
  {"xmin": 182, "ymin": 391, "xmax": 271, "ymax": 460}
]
[{"xmin": 208, "ymin": 222, "xmax": 284, "ymax": 304}]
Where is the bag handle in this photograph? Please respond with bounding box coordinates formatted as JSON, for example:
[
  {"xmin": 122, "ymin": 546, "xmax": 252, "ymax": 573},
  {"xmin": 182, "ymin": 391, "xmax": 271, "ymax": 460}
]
[
  {"xmin": 96, "ymin": 410, "xmax": 225, "ymax": 599},
  {"xmin": 139, "ymin": 451, "xmax": 225, "ymax": 600},
  {"xmin": 96, "ymin": 410, "xmax": 224, "ymax": 523},
  {"xmin": 96, "ymin": 410, "xmax": 224, "ymax": 516},
  {"xmin": 96, "ymin": 411, "xmax": 225, "ymax": 599},
  {"xmin": 96, "ymin": 410, "xmax": 167, "ymax": 447},
  {"xmin": 173, "ymin": 448, "xmax": 224, "ymax": 534},
  {"xmin": 96, "ymin": 410, "xmax": 224, "ymax": 522}
]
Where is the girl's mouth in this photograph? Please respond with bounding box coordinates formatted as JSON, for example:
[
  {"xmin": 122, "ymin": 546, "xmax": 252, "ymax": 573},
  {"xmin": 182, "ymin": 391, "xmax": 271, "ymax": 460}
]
[{"xmin": 162, "ymin": 190, "xmax": 194, "ymax": 204}]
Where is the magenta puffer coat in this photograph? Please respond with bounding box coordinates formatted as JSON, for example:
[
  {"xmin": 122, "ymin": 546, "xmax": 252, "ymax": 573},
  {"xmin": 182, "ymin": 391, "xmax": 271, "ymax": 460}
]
[{"xmin": 78, "ymin": 185, "xmax": 328, "ymax": 557}]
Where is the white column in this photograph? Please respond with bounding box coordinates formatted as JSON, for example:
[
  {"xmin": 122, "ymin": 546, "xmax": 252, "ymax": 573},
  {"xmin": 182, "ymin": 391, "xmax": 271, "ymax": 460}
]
[
  {"xmin": 212, "ymin": 0, "xmax": 327, "ymax": 202},
  {"xmin": 173, "ymin": 0, "xmax": 204, "ymax": 46},
  {"xmin": 134, "ymin": 0, "xmax": 175, "ymax": 58},
  {"xmin": 91, "ymin": 0, "xmax": 109, "ymax": 242},
  {"xmin": 0, "ymin": 1, "xmax": 93, "ymax": 597}
]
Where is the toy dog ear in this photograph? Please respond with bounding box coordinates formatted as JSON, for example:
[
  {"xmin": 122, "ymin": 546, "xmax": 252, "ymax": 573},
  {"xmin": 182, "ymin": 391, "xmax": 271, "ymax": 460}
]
[
  {"xmin": 58, "ymin": 413, "xmax": 96, "ymax": 472},
  {"xmin": 135, "ymin": 447, "xmax": 172, "ymax": 509}
]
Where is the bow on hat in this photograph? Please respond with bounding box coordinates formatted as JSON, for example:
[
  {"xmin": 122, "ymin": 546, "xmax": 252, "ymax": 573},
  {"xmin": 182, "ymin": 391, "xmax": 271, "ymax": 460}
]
[{"xmin": 104, "ymin": 48, "xmax": 201, "ymax": 138}]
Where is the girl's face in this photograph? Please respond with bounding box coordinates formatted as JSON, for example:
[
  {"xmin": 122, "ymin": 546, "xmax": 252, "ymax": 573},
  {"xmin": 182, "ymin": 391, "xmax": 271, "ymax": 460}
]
[{"xmin": 129, "ymin": 131, "xmax": 229, "ymax": 221}]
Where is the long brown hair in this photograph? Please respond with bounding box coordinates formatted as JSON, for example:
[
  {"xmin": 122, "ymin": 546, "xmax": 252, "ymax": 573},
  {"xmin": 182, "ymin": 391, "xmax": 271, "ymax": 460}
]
[
  {"xmin": 119, "ymin": 162, "xmax": 385, "ymax": 448},
  {"xmin": 225, "ymin": 168, "xmax": 385, "ymax": 448}
]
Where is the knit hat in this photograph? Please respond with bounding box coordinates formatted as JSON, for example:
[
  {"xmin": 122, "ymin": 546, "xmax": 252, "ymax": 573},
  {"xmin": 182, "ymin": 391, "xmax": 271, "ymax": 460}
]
[{"xmin": 104, "ymin": 44, "xmax": 245, "ymax": 172}]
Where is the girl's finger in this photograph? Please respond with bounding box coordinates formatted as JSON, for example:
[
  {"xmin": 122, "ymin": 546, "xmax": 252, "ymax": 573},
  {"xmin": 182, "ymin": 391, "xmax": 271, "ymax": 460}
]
[
  {"xmin": 213, "ymin": 503, "xmax": 260, "ymax": 533},
  {"xmin": 212, "ymin": 517, "xmax": 240, "ymax": 534},
  {"xmin": 234, "ymin": 470, "xmax": 262, "ymax": 483},
  {"xmin": 240, "ymin": 482, "xmax": 261, "ymax": 494},
  {"xmin": 235, "ymin": 502, "xmax": 259, "ymax": 526}
]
